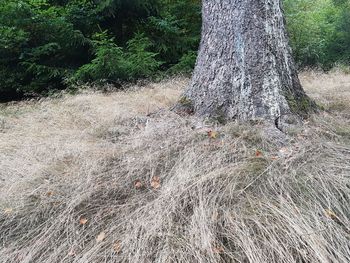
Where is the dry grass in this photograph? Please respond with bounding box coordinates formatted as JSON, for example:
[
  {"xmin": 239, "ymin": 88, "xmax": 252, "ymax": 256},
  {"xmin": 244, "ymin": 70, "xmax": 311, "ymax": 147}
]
[
  {"xmin": 300, "ymin": 69, "xmax": 350, "ymax": 114},
  {"xmin": 0, "ymin": 73, "xmax": 349, "ymax": 263}
]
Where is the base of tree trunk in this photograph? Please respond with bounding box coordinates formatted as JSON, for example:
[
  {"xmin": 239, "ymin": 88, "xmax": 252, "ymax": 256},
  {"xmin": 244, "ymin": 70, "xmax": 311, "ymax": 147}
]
[{"xmin": 177, "ymin": 0, "xmax": 318, "ymax": 126}]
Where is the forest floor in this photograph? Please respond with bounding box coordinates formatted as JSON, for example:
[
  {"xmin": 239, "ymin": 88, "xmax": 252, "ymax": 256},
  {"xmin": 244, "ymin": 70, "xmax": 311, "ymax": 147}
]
[{"xmin": 0, "ymin": 71, "xmax": 350, "ymax": 263}]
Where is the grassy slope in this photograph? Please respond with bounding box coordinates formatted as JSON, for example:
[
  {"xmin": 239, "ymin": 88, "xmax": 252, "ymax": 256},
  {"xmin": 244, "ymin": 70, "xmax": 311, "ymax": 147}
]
[{"xmin": 0, "ymin": 72, "xmax": 349, "ymax": 263}]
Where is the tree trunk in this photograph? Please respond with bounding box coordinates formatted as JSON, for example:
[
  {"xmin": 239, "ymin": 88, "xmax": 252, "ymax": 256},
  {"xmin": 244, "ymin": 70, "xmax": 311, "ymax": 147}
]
[{"xmin": 181, "ymin": 0, "xmax": 316, "ymax": 125}]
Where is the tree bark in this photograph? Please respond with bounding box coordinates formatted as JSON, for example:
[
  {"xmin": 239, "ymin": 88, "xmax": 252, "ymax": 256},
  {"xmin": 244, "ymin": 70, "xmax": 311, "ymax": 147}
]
[{"xmin": 181, "ymin": 0, "xmax": 316, "ymax": 124}]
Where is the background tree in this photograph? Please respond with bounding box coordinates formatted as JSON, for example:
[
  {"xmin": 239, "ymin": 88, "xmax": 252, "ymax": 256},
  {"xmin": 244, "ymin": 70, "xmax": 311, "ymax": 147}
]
[{"xmin": 0, "ymin": 0, "xmax": 349, "ymax": 102}]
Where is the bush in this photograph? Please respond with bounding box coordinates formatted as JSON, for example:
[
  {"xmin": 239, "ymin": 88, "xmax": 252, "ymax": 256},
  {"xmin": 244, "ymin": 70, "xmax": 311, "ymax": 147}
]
[
  {"xmin": 0, "ymin": 0, "xmax": 90, "ymax": 101},
  {"xmin": 169, "ymin": 51, "xmax": 197, "ymax": 74},
  {"xmin": 73, "ymin": 32, "xmax": 161, "ymax": 84},
  {"xmin": 284, "ymin": 0, "xmax": 350, "ymax": 69},
  {"xmin": 125, "ymin": 33, "xmax": 162, "ymax": 78},
  {"xmin": 1, "ymin": 0, "xmax": 350, "ymax": 101}
]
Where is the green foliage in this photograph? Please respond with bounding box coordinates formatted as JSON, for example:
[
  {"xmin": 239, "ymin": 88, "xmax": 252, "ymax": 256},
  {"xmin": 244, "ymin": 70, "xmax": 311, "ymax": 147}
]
[
  {"xmin": 144, "ymin": 0, "xmax": 201, "ymax": 66},
  {"xmin": 125, "ymin": 33, "xmax": 162, "ymax": 78},
  {"xmin": 327, "ymin": 0, "xmax": 350, "ymax": 64},
  {"xmin": 74, "ymin": 32, "xmax": 161, "ymax": 83},
  {"xmin": 0, "ymin": 0, "xmax": 194, "ymax": 101},
  {"xmin": 0, "ymin": 0, "xmax": 90, "ymax": 100},
  {"xmin": 73, "ymin": 31, "xmax": 127, "ymax": 83},
  {"xmin": 1, "ymin": 0, "xmax": 350, "ymax": 101},
  {"xmin": 169, "ymin": 51, "xmax": 197, "ymax": 74},
  {"xmin": 284, "ymin": 0, "xmax": 350, "ymax": 68}
]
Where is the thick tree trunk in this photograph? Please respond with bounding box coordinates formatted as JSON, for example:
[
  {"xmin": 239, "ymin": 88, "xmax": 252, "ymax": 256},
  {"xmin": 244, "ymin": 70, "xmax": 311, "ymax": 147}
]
[{"xmin": 182, "ymin": 0, "xmax": 316, "ymax": 124}]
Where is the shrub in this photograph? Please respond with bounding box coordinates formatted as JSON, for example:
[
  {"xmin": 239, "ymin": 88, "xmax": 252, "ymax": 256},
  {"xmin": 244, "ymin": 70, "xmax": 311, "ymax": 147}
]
[
  {"xmin": 73, "ymin": 32, "xmax": 161, "ymax": 84},
  {"xmin": 1, "ymin": 0, "xmax": 350, "ymax": 101},
  {"xmin": 0, "ymin": 0, "xmax": 90, "ymax": 101},
  {"xmin": 169, "ymin": 51, "xmax": 197, "ymax": 74}
]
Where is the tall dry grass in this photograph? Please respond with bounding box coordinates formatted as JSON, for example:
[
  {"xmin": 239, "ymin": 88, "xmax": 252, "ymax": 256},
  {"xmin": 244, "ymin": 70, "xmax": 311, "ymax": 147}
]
[{"xmin": 0, "ymin": 73, "xmax": 349, "ymax": 263}]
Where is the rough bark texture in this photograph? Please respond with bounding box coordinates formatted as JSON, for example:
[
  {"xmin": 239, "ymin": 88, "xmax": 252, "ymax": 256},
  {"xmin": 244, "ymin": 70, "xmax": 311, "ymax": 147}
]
[{"xmin": 182, "ymin": 0, "xmax": 316, "ymax": 124}]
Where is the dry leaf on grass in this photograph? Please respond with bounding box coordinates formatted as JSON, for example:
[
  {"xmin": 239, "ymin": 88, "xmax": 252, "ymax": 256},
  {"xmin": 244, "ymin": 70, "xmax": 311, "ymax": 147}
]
[
  {"xmin": 211, "ymin": 211, "xmax": 219, "ymax": 221},
  {"xmin": 212, "ymin": 246, "xmax": 225, "ymax": 254},
  {"xmin": 151, "ymin": 176, "xmax": 161, "ymax": 189},
  {"xmin": 255, "ymin": 150, "xmax": 263, "ymax": 157},
  {"xmin": 207, "ymin": 130, "xmax": 218, "ymax": 139},
  {"xmin": 96, "ymin": 231, "xmax": 106, "ymax": 242},
  {"xmin": 113, "ymin": 241, "xmax": 122, "ymax": 254},
  {"xmin": 325, "ymin": 209, "xmax": 337, "ymax": 220},
  {"xmin": 4, "ymin": 208, "xmax": 13, "ymax": 214},
  {"xmin": 134, "ymin": 180, "xmax": 143, "ymax": 189},
  {"xmin": 68, "ymin": 249, "xmax": 76, "ymax": 257},
  {"xmin": 279, "ymin": 147, "xmax": 292, "ymax": 156},
  {"xmin": 324, "ymin": 209, "xmax": 345, "ymax": 226},
  {"xmin": 79, "ymin": 217, "xmax": 88, "ymax": 225}
]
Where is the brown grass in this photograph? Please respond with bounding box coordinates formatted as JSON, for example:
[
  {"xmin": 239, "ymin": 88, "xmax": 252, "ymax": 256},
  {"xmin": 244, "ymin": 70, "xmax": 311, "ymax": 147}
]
[{"xmin": 0, "ymin": 73, "xmax": 349, "ymax": 263}]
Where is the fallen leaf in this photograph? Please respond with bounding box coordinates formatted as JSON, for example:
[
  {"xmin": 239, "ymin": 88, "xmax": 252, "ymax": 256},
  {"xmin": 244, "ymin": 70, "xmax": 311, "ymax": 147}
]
[
  {"xmin": 79, "ymin": 217, "xmax": 88, "ymax": 225},
  {"xmin": 134, "ymin": 180, "xmax": 143, "ymax": 189},
  {"xmin": 211, "ymin": 211, "xmax": 219, "ymax": 221},
  {"xmin": 51, "ymin": 201, "xmax": 61, "ymax": 207},
  {"xmin": 279, "ymin": 147, "xmax": 292, "ymax": 156},
  {"xmin": 324, "ymin": 209, "xmax": 345, "ymax": 226},
  {"xmin": 96, "ymin": 231, "xmax": 106, "ymax": 242},
  {"xmin": 4, "ymin": 208, "xmax": 13, "ymax": 214},
  {"xmin": 207, "ymin": 130, "xmax": 218, "ymax": 139},
  {"xmin": 297, "ymin": 134, "xmax": 306, "ymax": 140},
  {"xmin": 113, "ymin": 241, "xmax": 122, "ymax": 254},
  {"xmin": 212, "ymin": 246, "xmax": 224, "ymax": 254},
  {"xmin": 255, "ymin": 150, "xmax": 263, "ymax": 157},
  {"xmin": 151, "ymin": 176, "xmax": 161, "ymax": 189},
  {"xmin": 325, "ymin": 209, "xmax": 337, "ymax": 220}
]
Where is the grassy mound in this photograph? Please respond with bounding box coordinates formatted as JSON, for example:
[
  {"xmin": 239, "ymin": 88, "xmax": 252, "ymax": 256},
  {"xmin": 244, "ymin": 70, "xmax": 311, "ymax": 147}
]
[{"xmin": 0, "ymin": 73, "xmax": 349, "ymax": 262}]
